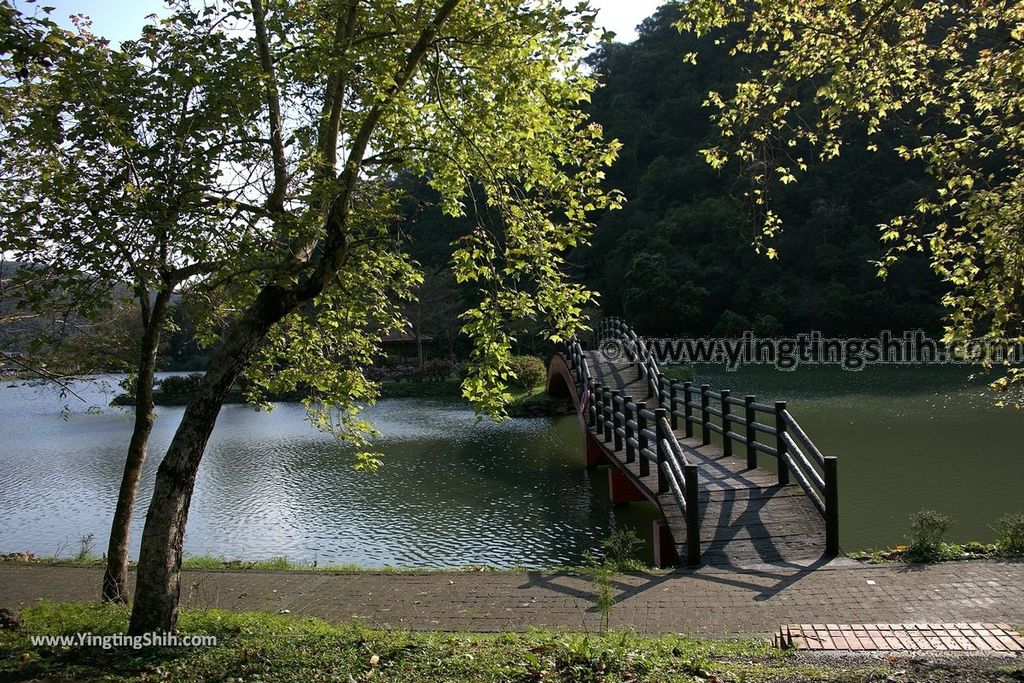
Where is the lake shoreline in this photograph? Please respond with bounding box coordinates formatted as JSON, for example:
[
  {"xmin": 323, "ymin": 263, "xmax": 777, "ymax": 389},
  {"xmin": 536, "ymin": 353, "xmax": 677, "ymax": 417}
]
[{"xmin": 106, "ymin": 376, "xmax": 572, "ymax": 417}]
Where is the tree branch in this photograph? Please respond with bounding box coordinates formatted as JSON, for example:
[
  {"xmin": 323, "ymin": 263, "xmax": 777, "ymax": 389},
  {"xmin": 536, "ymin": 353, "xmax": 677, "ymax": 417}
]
[
  {"xmin": 168, "ymin": 261, "xmax": 227, "ymax": 285},
  {"xmin": 0, "ymin": 352, "xmax": 88, "ymax": 403},
  {"xmin": 305, "ymin": 0, "xmax": 462, "ymax": 291},
  {"xmin": 250, "ymin": 0, "xmax": 289, "ymax": 216},
  {"xmin": 317, "ymin": 0, "xmax": 361, "ymax": 178}
]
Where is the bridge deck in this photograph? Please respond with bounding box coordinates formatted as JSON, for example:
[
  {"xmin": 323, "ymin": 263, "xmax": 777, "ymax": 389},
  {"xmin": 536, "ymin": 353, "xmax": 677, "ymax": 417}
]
[{"xmin": 587, "ymin": 352, "xmax": 827, "ymax": 568}]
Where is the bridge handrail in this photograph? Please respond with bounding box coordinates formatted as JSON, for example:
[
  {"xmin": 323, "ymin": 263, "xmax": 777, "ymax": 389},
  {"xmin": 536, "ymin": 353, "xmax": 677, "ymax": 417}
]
[
  {"xmin": 579, "ymin": 321, "xmax": 704, "ymax": 563},
  {"xmin": 592, "ymin": 316, "xmax": 839, "ymax": 559},
  {"xmin": 563, "ymin": 330, "xmax": 702, "ymax": 564}
]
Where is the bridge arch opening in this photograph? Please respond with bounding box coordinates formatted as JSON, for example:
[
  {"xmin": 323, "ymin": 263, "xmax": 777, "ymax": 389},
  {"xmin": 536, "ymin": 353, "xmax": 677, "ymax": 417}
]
[{"xmin": 545, "ymin": 353, "xmax": 580, "ymax": 407}]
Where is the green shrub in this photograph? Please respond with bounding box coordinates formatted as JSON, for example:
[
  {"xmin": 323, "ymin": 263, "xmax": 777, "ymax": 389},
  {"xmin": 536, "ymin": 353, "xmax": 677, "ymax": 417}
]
[
  {"xmin": 994, "ymin": 512, "xmax": 1024, "ymax": 557},
  {"xmin": 601, "ymin": 528, "xmax": 643, "ymax": 570},
  {"xmin": 420, "ymin": 358, "xmax": 458, "ymax": 381},
  {"xmin": 905, "ymin": 509, "xmax": 953, "ymax": 562},
  {"xmin": 508, "ymin": 355, "xmax": 546, "ymax": 391},
  {"xmin": 157, "ymin": 373, "xmax": 205, "ymax": 401}
]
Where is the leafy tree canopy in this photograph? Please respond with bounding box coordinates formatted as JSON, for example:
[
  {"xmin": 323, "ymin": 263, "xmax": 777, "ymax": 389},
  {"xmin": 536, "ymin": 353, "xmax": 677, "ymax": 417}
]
[
  {"xmin": 571, "ymin": 5, "xmax": 944, "ymax": 338},
  {"xmin": 679, "ymin": 0, "xmax": 1024, "ymax": 404}
]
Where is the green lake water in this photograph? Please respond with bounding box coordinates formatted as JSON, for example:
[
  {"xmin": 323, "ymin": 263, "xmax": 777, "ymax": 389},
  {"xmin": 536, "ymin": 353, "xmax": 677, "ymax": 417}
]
[
  {"xmin": 0, "ymin": 376, "xmax": 658, "ymax": 567},
  {"xmin": 0, "ymin": 366, "xmax": 1019, "ymax": 566},
  {"xmin": 689, "ymin": 364, "xmax": 1023, "ymax": 551}
]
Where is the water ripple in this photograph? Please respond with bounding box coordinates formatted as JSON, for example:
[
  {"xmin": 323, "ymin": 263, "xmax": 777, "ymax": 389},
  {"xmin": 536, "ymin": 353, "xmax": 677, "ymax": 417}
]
[{"xmin": 0, "ymin": 378, "xmax": 644, "ymax": 567}]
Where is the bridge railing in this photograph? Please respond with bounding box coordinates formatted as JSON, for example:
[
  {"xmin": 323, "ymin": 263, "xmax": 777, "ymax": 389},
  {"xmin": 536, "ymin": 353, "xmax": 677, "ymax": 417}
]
[
  {"xmin": 565, "ymin": 336, "xmax": 592, "ymax": 401},
  {"xmin": 594, "ymin": 317, "xmax": 839, "ymax": 558},
  {"xmin": 564, "ymin": 329, "xmax": 703, "ymax": 565}
]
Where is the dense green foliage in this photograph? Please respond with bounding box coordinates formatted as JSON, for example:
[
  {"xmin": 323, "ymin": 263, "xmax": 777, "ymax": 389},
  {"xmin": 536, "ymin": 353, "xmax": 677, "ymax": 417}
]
[
  {"xmin": 573, "ymin": 7, "xmax": 947, "ymax": 337},
  {"xmin": 399, "ymin": 7, "xmax": 949, "ymax": 339},
  {"xmin": 679, "ymin": 0, "xmax": 1024, "ymax": 404},
  {"xmin": 507, "ymin": 355, "xmax": 547, "ymax": 391},
  {"xmin": 3, "ymin": 5, "xmax": 969, "ymax": 369}
]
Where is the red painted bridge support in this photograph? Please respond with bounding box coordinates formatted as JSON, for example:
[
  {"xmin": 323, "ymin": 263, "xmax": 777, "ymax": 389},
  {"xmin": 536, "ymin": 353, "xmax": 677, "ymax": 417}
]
[
  {"xmin": 546, "ymin": 352, "xmax": 682, "ymax": 568},
  {"xmin": 608, "ymin": 468, "xmax": 646, "ymax": 504},
  {"xmin": 584, "ymin": 432, "xmax": 607, "ymax": 468}
]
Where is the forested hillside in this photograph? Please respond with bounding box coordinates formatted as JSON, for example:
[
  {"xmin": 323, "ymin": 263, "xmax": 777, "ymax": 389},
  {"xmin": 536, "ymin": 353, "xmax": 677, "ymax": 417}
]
[
  {"xmin": 575, "ymin": 5, "xmax": 946, "ymax": 337},
  {"xmin": 399, "ymin": 6, "xmax": 947, "ymax": 339},
  {"xmin": 1, "ymin": 5, "xmax": 953, "ymax": 371}
]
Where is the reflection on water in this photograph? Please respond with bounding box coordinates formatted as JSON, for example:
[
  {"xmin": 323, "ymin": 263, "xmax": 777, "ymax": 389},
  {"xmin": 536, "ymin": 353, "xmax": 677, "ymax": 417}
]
[
  {"xmin": 1, "ymin": 364, "xmax": 1020, "ymax": 563},
  {"xmin": 0, "ymin": 376, "xmax": 658, "ymax": 567},
  {"xmin": 691, "ymin": 364, "xmax": 1023, "ymax": 550}
]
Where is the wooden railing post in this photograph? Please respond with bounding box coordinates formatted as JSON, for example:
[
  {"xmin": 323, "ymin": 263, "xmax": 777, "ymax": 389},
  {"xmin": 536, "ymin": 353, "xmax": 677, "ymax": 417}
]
[
  {"xmin": 700, "ymin": 384, "xmax": 711, "ymax": 445},
  {"xmin": 775, "ymin": 401, "xmax": 790, "ymax": 486},
  {"xmin": 611, "ymin": 390, "xmax": 622, "ymax": 451},
  {"xmin": 587, "ymin": 378, "xmax": 597, "ymax": 428},
  {"xmin": 623, "ymin": 396, "xmax": 635, "ymax": 463},
  {"xmin": 602, "ymin": 386, "xmax": 613, "ymax": 443},
  {"xmin": 744, "ymin": 395, "xmax": 756, "ymax": 469},
  {"xmin": 684, "ymin": 462, "xmax": 701, "ymax": 565},
  {"xmin": 720, "ymin": 389, "xmax": 732, "ymax": 457},
  {"xmin": 646, "ymin": 355, "xmax": 654, "ymax": 399},
  {"xmin": 824, "ymin": 456, "xmax": 839, "ymax": 557},
  {"xmin": 636, "ymin": 402, "xmax": 649, "ymax": 477},
  {"xmin": 683, "ymin": 382, "xmax": 693, "ymax": 438},
  {"xmin": 669, "ymin": 382, "xmax": 679, "ymax": 430},
  {"xmin": 630, "ymin": 339, "xmax": 638, "ymax": 382},
  {"xmin": 595, "ymin": 383, "xmax": 606, "ymax": 435},
  {"xmin": 654, "ymin": 408, "xmax": 669, "ymax": 494}
]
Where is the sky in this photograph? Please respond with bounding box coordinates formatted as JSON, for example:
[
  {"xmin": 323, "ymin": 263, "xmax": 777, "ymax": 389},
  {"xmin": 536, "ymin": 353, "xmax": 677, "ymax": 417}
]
[{"xmin": 15, "ymin": 0, "xmax": 666, "ymax": 44}]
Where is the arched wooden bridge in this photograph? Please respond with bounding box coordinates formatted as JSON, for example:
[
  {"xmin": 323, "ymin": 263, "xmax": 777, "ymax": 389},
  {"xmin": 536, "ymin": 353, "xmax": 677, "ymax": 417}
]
[{"xmin": 547, "ymin": 318, "xmax": 839, "ymax": 568}]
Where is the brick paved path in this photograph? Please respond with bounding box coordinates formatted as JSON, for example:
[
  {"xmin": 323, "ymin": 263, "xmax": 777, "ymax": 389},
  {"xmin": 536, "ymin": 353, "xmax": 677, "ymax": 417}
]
[
  {"xmin": 1, "ymin": 560, "xmax": 1022, "ymax": 637},
  {"xmin": 777, "ymin": 623, "xmax": 1024, "ymax": 652}
]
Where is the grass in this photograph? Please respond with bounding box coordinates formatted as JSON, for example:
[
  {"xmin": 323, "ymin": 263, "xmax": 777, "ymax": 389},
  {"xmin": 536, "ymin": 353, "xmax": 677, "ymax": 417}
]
[
  {"xmin": 4, "ymin": 603, "xmax": 1022, "ymax": 682},
  {"xmin": 0, "ymin": 603, "xmax": 914, "ymax": 682},
  {"xmin": 2, "ymin": 603, "xmax": 771, "ymax": 683},
  {"xmin": 849, "ymin": 511, "xmax": 1024, "ymax": 564},
  {"xmin": 1, "ymin": 552, "xmax": 660, "ymax": 574},
  {"xmin": 661, "ymin": 365, "xmax": 696, "ymax": 382},
  {"xmin": 848, "ymin": 541, "xmax": 1023, "ymax": 565},
  {"xmin": 507, "ymin": 384, "xmax": 570, "ymax": 417},
  {"xmin": 376, "ymin": 380, "xmax": 568, "ymax": 417},
  {"xmin": 377, "ymin": 379, "xmax": 463, "ymax": 399}
]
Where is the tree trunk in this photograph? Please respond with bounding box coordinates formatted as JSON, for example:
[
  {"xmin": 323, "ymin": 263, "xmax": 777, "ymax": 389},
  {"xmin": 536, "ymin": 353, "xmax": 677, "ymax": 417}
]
[
  {"xmin": 101, "ymin": 291, "xmax": 169, "ymax": 603},
  {"xmin": 128, "ymin": 288, "xmax": 292, "ymax": 634},
  {"xmin": 127, "ymin": 0, "xmax": 460, "ymax": 635}
]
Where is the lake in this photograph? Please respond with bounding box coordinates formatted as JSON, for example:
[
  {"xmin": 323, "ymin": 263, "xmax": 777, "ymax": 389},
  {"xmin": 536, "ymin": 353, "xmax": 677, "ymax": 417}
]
[
  {"xmin": 691, "ymin": 364, "xmax": 1023, "ymax": 550},
  {"xmin": 0, "ymin": 375, "xmax": 657, "ymax": 568},
  {"xmin": 0, "ymin": 366, "xmax": 1020, "ymax": 566}
]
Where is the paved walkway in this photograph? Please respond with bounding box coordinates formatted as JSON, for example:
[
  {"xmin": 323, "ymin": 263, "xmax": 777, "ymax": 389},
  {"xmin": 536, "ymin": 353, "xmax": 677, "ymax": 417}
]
[{"xmin": 2, "ymin": 560, "xmax": 1023, "ymax": 637}]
